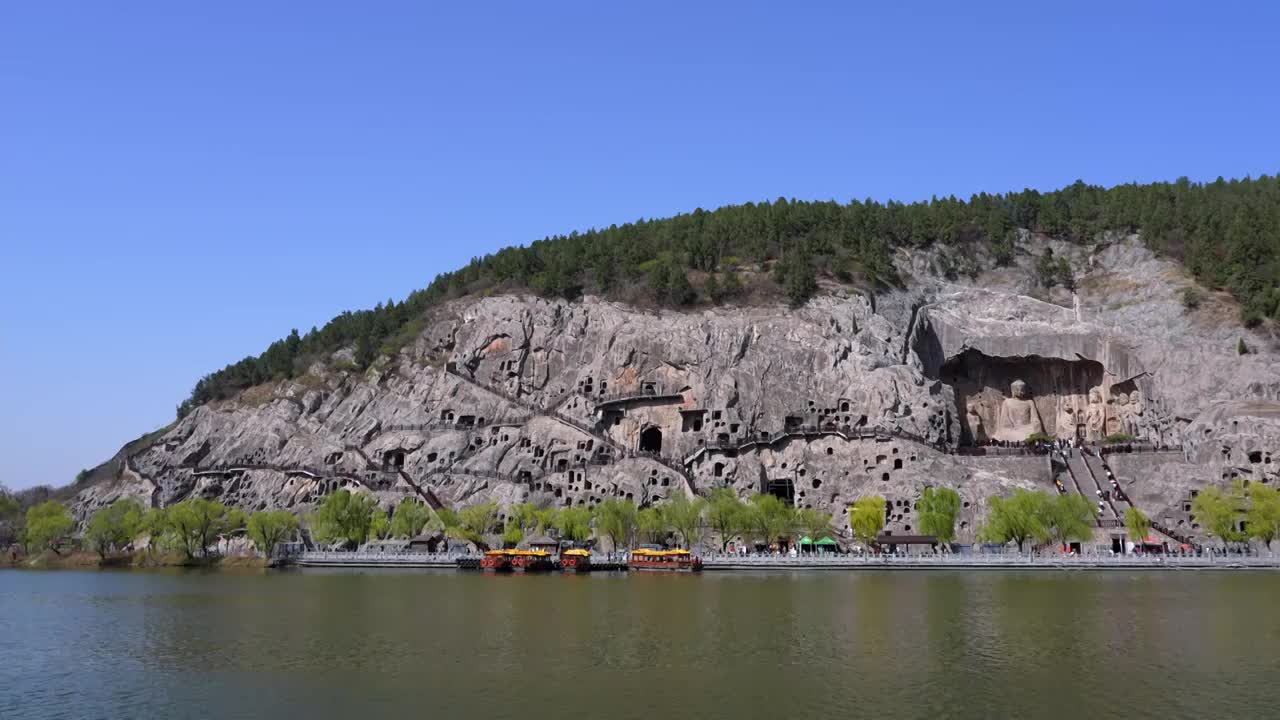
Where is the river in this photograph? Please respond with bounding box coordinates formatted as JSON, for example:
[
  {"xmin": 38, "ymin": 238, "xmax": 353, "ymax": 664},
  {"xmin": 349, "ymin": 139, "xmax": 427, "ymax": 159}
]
[{"xmin": 2, "ymin": 568, "xmax": 1277, "ymax": 719}]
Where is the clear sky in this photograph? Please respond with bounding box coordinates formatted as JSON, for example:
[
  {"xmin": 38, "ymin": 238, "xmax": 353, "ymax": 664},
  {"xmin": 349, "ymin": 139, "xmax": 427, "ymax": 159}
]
[{"xmin": 2, "ymin": 2, "xmax": 1277, "ymax": 490}]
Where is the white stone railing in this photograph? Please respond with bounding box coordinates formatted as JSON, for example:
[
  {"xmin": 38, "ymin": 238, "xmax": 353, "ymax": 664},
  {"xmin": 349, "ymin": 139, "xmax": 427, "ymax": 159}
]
[
  {"xmin": 699, "ymin": 553, "xmax": 1280, "ymax": 569},
  {"xmin": 297, "ymin": 551, "xmax": 467, "ymax": 564}
]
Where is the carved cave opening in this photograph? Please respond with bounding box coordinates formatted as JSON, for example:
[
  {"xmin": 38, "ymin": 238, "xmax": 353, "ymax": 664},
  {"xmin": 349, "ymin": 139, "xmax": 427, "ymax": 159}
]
[
  {"xmin": 938, "ymin": 350, "xmax": 1107, "ymax": 445},
  {"xmin": 766, "ymin": 478, "xmax": 795, "ymax": 505},
  {"xmin": 639, "ymin": 427, "xmax": 663, "ymax": 453}
]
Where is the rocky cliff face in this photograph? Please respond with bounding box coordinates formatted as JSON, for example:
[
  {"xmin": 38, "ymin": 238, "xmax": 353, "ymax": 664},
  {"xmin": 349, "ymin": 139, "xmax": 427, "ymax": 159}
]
[{"xmin": 75, "ymin": 235, "xmax": 1280, "ymax": 545}]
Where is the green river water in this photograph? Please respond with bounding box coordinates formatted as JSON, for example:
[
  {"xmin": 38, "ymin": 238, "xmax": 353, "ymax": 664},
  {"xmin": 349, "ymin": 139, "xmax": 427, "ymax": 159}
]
[{"xmin": 1, "ymin": 568, "xmax": 1277, "ymax": 719}]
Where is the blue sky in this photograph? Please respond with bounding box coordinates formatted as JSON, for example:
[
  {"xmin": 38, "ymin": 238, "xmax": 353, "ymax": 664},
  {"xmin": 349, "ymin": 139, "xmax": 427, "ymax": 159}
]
[{"xmin": 2, "ymin": 2, "xmax": 1277, "ymax": 490}]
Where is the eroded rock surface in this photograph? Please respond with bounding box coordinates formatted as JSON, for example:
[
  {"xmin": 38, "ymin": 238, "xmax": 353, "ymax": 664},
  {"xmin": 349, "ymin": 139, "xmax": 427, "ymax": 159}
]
[{"xmin": 74, "ymin": 236, "xmax": 1280, "ymax": 545}]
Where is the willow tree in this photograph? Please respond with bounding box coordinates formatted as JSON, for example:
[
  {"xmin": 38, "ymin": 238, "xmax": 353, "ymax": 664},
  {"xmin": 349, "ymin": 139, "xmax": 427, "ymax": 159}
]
[
  {"xmin": 84, "ymin": 497, "xmax": 146, "ymax": 559},
  {"xmin": 1041, "ymin": 493, "xmax": 1096, "ymax": 548},
  {"xmin": 1192, "ymin": 485, "xmax": 1246, "ymax": 547},
  {"xmin": 594, "ymin": 499, "xmax": 638, "ymax": 551},
  {"xmin": 796, "ymin": 508, "xmax": 835, "ymax": 550},
  {"xmin": 247, "ymin": 511, "xmax": 299, "ymax": 558},
  {"xmin": 917, "ymin": 487, "xmax": 961, "ymax": 546},
  {"xmin": 310, "ymin": 490, "xmax": 380, "ymax": 548},
  {"xmin": 705, "ymin": 488, "xmax": 745, "ymax": 551},
  {"xmin": 848, "ymin": 496, "xmax": 886, "ymax": 548},
  {"xmin": 662, "ymin": 494, "xmax": 706, "ymax": 550},
  {"xmin": 167, "ymin": 498, "xmax": 246, "ymax": 560},
  {"xmin": 1124, "ymin": 506, "xmax": 1151, "ymax": 544},
  {"xmin": 746, "ymin": 493, "xmax": 795, "ymax": 548},
  {"xmin": 637, "ymin": 507, "xmax": 668, "ymax": 544},
  {"xmin": 980, "ymin": 489, "xmax": 1049, "ymax": 552},
  {"xmin": 449, "ymin": 502, "xmax": 500, "ymax": 549},
  {"xmin": 24, "ymin": 501, "xmax": 75, "ymax": 554},
  {"xmin": 389, "ymin": 499, "xmax": 432, "ymax": 539},
  {"xmin": 554, "ymin": 507, "xmax": 593, "ymax": 544},
  {"xmin": 1246, "ymin": 484, "xmax": 1280, "ymax": 550}
]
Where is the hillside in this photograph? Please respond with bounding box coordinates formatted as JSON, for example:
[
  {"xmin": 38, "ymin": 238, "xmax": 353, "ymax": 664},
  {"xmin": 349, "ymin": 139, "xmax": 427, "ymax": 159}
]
[
  {"xmin": 177, "ymin": 176, "xmax": 1280, "ymax": 418},
  {"xmin": 69, "ymin": 175, "xmax": 1280, "ymax": 547}
]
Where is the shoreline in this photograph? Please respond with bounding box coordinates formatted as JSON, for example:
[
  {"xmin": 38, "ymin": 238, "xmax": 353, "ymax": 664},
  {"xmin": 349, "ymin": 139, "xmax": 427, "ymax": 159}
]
[
  {"xmin": 1, "ymin": 550, "xmax": 271, "ymax": 572},
  {"xmin": 8, "ymin": 551, "xmax": 1278, "ymax": 574},
  {"xmin": 290, "ymin": 551, "xmax": 1280, "ymax": 573}
]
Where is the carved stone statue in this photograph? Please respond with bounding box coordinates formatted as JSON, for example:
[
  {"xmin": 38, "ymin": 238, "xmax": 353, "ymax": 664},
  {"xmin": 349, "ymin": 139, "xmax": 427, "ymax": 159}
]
[
  {"xmin": 1127, "ymin": 390, "xmax": 1145, "ymax": 434},
  {"xmin": 1056, "ymin": 397, "xmax": 1079, "ymax": 441},
  {"xmin": 966, "ymin": 398, "xmax": 989, "ymax": 444},
  {"xmin": 994, "ymin": 380, "xmax": 1043, "ymax": 442},
  {"xmin": 1085, "ymin": 387, "xmax": 1105, "ymax": 440}
]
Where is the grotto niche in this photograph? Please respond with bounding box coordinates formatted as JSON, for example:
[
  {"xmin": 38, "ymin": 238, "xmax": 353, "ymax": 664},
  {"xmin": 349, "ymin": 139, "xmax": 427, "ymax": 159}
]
[{"xmin": 938, "ymin": 350, "xmax": 1107, "ymax": 445}]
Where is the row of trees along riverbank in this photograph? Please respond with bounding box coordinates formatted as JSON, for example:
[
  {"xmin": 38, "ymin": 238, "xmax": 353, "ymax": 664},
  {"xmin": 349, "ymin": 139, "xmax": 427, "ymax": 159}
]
[{"xmin": 5, "ymin": 480, "xmax": 1280, "ymax": 568}]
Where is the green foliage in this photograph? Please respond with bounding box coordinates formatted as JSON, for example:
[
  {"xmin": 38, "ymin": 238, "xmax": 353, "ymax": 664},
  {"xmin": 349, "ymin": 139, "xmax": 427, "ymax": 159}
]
[
  {"xmin": 1040, "ymin": 493, "xmax": 1097, "ymax": 547},
  {"xmin": 310, "ymin": 490, "xmax": 381, "ymax": 548},
  {"xmin": 1025, "ymin": 431, "xmax": 1054, "ymax": 445},
  {"xmin": 166, "ymin": 498, "xmax": 246, "ymax": 560},
  {"xmin": 447, "ymin": 502, "xmax": 500, "ymax": 549},
  {"xmin": 1034, "ymin": 251, "xmax": 1075, "ymax": 290},
  {"xmin": 139, "ymin": 508, "xmax": 178, "ymax": 553},
  {"xmin": 636, "ymin": 507, "xmax": 668, "ymax": 544},
  {"xmin": 246, "ymin": 511, "xmax": 299, "ymax": 557},
  {"xmin": 1103, "ymin": 433, "xmax": 1136, "ymax": 444},
  {"xmin": 745, "ymin": 493, "xmax": 797, "ymax": 547},
  {"xmin": 704, "ymin": 273, "xmax": 723, "ymax": 304},
  {"xmin": 1191, "ymin": 485, "xmax": 1247, "ymax": 546},
  {"xmin": 917, "ymin": 487, "xmax": 962, "ymax": 545},
  {"xmin": 661, "ymin": 493, "xmax": 706, "ymax": 549},
  {"xmin": 779, "ymin": 251, "xmax": 817, "ymax": 307},
  {"xmin": 1125, "ymin": 506, "xmax": 1151, "ymax": 543},
  {"xmin": 389, "ymin": 499, "xmax": 431, "ymax": 539},
  {"xmin": 0, "ymin": 484, "xmax": 19, "ymax": 523},
  {"xmin": 501, "ymin": 522, "xmax": 524, "ymax": 548},
  {"xmin": 25, "ymin": 501, "xmax": 75, "ymax": 553},
  {"xmin": 980, "ymin": 489, "xmax": 1049, "ymax": 552},
  {"xmin": 509, "ymin": 501, "xmax": 556, "ymax": 536},
  {"xmin": 705, "ymin": 488, "xmax": 746, "ymax": 550},
  {"xmin": 1180, "ymin": 286, "xmax": 1203, "ymax": 310},
  {"xmin": 1245, "ymin": 484, "xmax": 1280, "ymax": 550},
  {"xmin": 796, "ymin": 507, "xmax": 835, "ymax": 547},
  {"xmin": 179, "ymin": 175, "xmax": 1280, "ymax": 417},
  {"xmin": 646, "ymin": 254, "xmax": 696, "ymax": 306},
  {"xmin": 848, "ymin": 495, "xmax": 886, "ymax": 547},
  {"xmin": 593, "ymin": 499, "xmax": 638, "ymax": 551},
  {"xmin": 554, "ymin": 507, "xmax": 593, "ymax": 544},
  {"xmin": 84, "ymin": 497, "xmax": 145, "ymax": 558},
  {"xmin": 369, "ymin": 509, "xmax": 391, "ymax": 540}
]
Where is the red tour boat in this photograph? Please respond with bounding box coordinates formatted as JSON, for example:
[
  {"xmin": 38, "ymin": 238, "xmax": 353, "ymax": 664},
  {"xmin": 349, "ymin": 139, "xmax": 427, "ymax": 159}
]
[{"xmin": 628, "ymin": 548, "xmax": 702, "ymax": 572}]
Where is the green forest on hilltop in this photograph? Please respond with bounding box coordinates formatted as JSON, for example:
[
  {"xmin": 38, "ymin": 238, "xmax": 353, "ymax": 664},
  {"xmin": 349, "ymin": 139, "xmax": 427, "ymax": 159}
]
[{"xmin": 177, "ymin": 175, "xmax": 1280, "ymax": 418}]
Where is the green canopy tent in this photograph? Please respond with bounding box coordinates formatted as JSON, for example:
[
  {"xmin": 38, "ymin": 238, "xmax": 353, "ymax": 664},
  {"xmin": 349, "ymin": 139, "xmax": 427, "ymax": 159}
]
[{"xmin": 799, "ymin": 536, "xmax": 839, "ymax": 554}]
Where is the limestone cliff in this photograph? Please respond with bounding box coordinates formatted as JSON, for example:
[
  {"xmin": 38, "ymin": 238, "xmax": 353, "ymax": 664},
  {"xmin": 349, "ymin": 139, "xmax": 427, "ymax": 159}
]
[{"xmin": 74, "ymin": 235, "xmax": 1280, "ymax": 545}]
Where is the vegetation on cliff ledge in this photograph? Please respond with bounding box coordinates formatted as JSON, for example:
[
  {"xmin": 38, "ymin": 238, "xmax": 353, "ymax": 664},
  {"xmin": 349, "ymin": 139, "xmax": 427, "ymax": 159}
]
[{"xmin": 178, "ymin": 175, "xmax": 1280, "ymax": 418}]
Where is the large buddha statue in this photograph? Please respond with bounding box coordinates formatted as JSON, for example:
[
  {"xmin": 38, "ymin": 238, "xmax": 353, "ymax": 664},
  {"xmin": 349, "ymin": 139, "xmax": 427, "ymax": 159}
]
[{"xmin": 993, "ymin": 379, "xmax": 1044, "ymax": 442}]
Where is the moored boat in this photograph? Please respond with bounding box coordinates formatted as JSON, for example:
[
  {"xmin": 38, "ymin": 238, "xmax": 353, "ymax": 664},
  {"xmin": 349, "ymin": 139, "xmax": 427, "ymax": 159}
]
[
  {"xmin": 510, "ymin": 549, "xmax": 556, "ymax": 572},
  {"xmin": 480, "ymin": 549, "xmax": 514, "ymax": 572},
  {"xmin": 559, "ymin": 548, "xmax": 592, "ymax": 572},
  {"xmin": 628, "ymin": 548, "xmax": 702, "ymax": 572}
]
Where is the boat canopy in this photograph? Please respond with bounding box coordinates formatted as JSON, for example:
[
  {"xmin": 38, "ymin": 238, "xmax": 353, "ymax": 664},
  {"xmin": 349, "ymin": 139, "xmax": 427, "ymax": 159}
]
[
  {"xmin": 632, "ymin": 548, "xmax": 690, "ymax": 557},
  {"xmin": 485, "ymin": 549, "xmax": 551, "ymax": 557}
]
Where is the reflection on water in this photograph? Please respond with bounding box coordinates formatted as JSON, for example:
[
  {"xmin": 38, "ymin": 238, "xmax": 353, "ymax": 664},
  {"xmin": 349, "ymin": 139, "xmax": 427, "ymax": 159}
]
[{"xmin": 1, "ymin": 569, "xmax": 1277, "ymax": 720}]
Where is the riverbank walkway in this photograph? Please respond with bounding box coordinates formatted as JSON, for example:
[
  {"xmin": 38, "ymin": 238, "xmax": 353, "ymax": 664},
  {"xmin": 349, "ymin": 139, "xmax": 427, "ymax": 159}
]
[{"xmin": 293, "ymin": 551, "xmax": 1280, "ymax": 571}]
